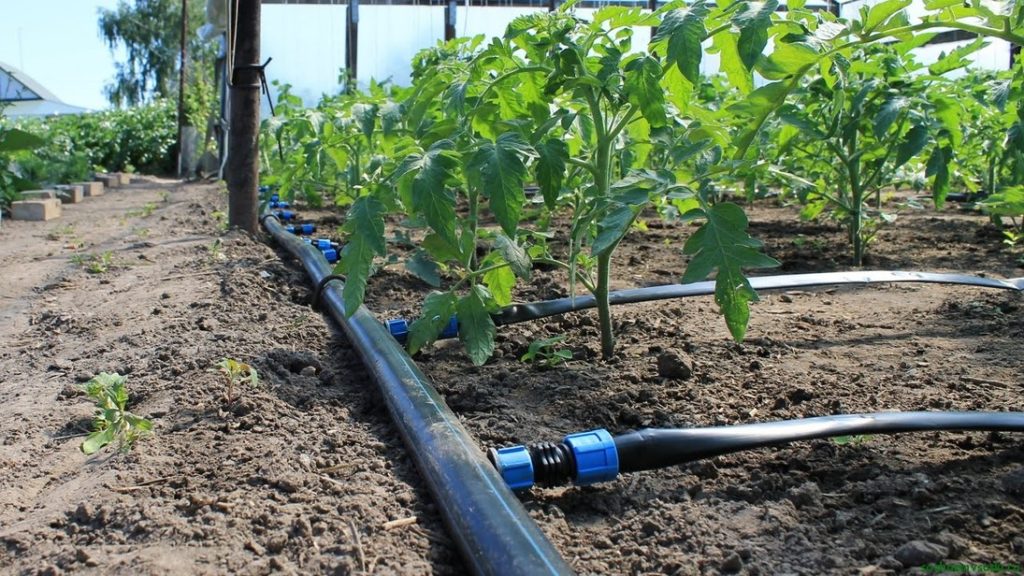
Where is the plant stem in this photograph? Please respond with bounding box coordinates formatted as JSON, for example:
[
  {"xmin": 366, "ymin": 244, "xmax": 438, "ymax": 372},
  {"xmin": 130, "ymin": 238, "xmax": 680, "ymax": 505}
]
[{"xmin": 595, "ymin": 251, "xmax": 615, "ymax": 359}]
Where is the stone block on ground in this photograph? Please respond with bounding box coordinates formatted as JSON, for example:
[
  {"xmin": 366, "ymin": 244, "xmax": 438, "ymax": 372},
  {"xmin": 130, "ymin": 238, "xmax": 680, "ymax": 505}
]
[
  {"xmin": 54, "ymin": 185, "xmax": 84, "ymax": 204},
  {"xmin": 73, "ymin": 181, "xmax": 103, "ymax": 197},
  {"xmin": 11, "ymin": 199, "xmax": 61, "ymax": 221},
  {"xmin": 116, "ymin": 173, "xmax": 132, "ymax": 186},
  {"xmin": 95, "ymin": 174, "xmax": 119, "ymax": 189},
  {"xmin": 21, "ymin": 190, "xmax": 58, "ymax": 200}
]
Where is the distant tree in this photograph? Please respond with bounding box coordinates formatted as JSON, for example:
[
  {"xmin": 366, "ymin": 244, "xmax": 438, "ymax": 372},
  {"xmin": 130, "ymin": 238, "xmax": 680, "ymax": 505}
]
[{"xmin": 98, "ymin": 0, "xmax": 212, "ymax": 107}]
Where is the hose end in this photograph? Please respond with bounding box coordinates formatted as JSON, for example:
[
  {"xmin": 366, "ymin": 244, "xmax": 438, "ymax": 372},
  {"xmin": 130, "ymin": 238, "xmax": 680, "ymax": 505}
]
[
  {"xmin": 321, "ymin": 247, "xmax": 339, "ymax": 263},
  {"xmin": 488, "ymin": 446, "xmax": 535, "ymax": 490},
  {"xmin": 565, "ymin": 429, "xmax": 618, "ymax": 485},
  {"xmin": 385, "ymin": 318, "xmax": 410, "ymax": 343}
]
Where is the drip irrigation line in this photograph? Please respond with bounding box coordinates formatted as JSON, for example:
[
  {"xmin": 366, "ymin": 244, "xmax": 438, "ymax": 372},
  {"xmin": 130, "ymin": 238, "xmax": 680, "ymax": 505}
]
[
  {"xmin": 491, "ymin": 271, "xmax": 1024, "ymax": 326},
  {"xmin": 490, "ymin": 412, "xmax": 1024, "ymax": 490},
  {"xmin": 261, "ymin": 214, "xmax": 573, "ymax": 576}
]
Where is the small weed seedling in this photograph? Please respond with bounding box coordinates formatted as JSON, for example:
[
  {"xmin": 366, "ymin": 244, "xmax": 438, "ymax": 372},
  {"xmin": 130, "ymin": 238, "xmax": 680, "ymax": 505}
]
[
  {"xmin": 211, "ymin": 210, "xmax": 228, "ymax": 231},
  {"xmin": 80, "ymin": 372, "xmax": 153, "ymax": 455},
  {"xmin": 71, "ymin": 251, "xmax": 116, "ymax": 274},
  {"xmin": 521, "ymin": 335, "xmax": 572, "ymax": 368},
  {"xmin": 159, "ymin": 190, "xmax": 170, "ymax": 203},
  {"xmin": 207, "ymin": 239, "xmax": 224, "ymax": 263},
  {"xmin": 126, "ymin": 202, "xmax": 158, "ymax": 218},
  {"xmin": 46, "ymin": 224, "xmax": 75, "ymax": 242},
  {"xmin": 216, "ymin": 358, "xmax": 259, "ymax": 403},
  {"xmin": 832, "ymin": 434, "xmax": 874, "ymax": 446}
]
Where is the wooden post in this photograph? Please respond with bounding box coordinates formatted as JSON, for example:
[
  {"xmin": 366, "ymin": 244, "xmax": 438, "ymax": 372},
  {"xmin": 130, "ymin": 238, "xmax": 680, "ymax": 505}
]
[
  {"xmin": 445, "ymin": 0, "xmax": 457, "ymax": 42},
  {"xmin": 226, "ymin": 0, "xmax": 261, "ymax": 234}
]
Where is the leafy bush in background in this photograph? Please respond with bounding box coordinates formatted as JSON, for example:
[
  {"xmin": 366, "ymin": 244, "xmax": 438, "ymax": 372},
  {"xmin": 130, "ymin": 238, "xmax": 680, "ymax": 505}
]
[{"xmin": 13, "ymin": 99, "xmax": 178, "ymax": 181}]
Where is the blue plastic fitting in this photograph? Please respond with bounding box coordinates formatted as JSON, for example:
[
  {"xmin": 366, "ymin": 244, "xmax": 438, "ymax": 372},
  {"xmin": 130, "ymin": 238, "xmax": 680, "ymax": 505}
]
[
  {"xmin": 276, "ymin": 210, "xmax": 296, "ymax": 221},
  {"xmin": 440, "ymin": 316, "xmax": 459, "ymax": 339},
  {"xmin": 269, "ymin": 200, "xmax": 290, "ymax": 209},
  {"xmin": 492, "ymin": 446, "xmax": 535, "ymax": 491},
  {"xmin": 385, "ymin": 318, "xmax": 410, "ymax": 343},
  {"xmin": 285, "ymin": 223, "xmax": 316, "ymax": 235},
  {"xmin": 314, "ymin": 238, "xmax": 335, "ymax": 250},
  {"xmin": 564, "ymin": 429, "xmax": 619, "ymax": 485},
  {"xmin": 321, "ymin": 247, "xmax": 339, "ymax": 263}
]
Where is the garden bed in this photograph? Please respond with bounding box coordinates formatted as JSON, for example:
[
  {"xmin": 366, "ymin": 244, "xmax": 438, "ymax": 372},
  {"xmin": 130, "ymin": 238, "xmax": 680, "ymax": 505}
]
[{"xmin": 1, "ymin": 180, "xmax": 1022, "ymax": 574}]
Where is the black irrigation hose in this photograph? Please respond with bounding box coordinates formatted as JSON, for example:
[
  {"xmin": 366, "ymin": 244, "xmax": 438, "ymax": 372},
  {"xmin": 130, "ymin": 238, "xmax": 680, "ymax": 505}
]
[
  {"xmin": 492, "ymin": 271, "xmax": 1024, "ymax": 326},
  {"xmin": 261, "ymin": 214, "xmax": 574, "ymax": 576},
  {"xmin": 490, "ymin": 412, "xmax": 1024, "ymax": 490}
]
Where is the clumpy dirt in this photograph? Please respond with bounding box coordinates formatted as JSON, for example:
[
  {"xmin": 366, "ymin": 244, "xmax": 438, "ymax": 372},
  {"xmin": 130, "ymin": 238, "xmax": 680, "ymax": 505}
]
[{"xmin": 1, "ymin": 182, "xmax": 1022, "ymax": 575}]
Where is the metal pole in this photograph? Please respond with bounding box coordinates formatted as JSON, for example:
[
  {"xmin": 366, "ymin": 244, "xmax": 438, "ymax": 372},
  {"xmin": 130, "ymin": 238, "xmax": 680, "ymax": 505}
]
[
  {"xmin": 177, "ymin": 0, "xmax": 188, "ymax": 178},
  {"xmin": 346, "ymin": 0, "xmax": 359, "ymax": 91},
  {"xmin": 226, "ymin": 0, "xmax": 261, "ymax": 234}
]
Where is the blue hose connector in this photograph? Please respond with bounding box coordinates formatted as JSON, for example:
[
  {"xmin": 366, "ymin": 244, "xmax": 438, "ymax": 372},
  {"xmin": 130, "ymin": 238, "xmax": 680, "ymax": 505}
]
[
  {"xmin": 565, "ymin": 429, "xmax": 618, "ymax": 485},
  {"xmin": 269, "ymin": 200, "xmax": 290, "ymax": 209},
  {"xmin": 276, "ymin": 210, "xmax": 296, "ymax": 221},
  {"xmin": 321, "ymin": 247, "xmax": 339, "ymax": 263},
  {"xmin": 488, "ymin": 428, "xmax": 619, "ymax": 490},
  {"xmin": 385, "ymin": 318, "xmax": 410, "ymax": 343},
  {"xmin": 440, "ymin": 316, "xmax": 459, "ymax": 339},
  {"xmin": 491, "ymin": 446, "xmax": 535, "ymax": 491},
  {"xmin": 314, "ymin": 238, "xmax": 336, "ymax": 250},
  {"xmin": 286, "ymin": 223, "xmax": 316, "ymax": 235}
]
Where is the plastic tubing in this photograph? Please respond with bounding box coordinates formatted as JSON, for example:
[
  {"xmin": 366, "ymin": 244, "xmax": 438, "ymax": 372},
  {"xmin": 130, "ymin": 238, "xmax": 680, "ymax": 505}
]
[
  {"xmin": 491, "ymin": 412, "xmax": 1024, "ymax": 490},
  {"xmin": 261, "ymin": 214, "xmax": 573, "ymax": 576},
  {"xmin": 492, "ymin": 271, "xmax": 1024, "ymax": 326}
]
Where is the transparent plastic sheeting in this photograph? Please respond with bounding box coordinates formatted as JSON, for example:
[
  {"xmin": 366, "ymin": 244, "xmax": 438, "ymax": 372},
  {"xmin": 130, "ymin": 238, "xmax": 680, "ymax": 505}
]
[{"xmin": 492, "ymin": 271, "xmax": 1024, "ymax": 325}]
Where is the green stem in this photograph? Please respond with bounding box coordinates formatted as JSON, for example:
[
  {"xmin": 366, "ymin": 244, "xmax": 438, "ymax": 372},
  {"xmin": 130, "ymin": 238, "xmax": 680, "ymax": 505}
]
[
  {"xmin": 533, "ymin": 257, "xmax": 597, "ymax": 293},
  {"xmin": 595, "ymin": 251, "xmax": 615, "ymax": 359},
  {"xmin": 467, "ymin": 186, "xmax": 480, "ymax": 269}
]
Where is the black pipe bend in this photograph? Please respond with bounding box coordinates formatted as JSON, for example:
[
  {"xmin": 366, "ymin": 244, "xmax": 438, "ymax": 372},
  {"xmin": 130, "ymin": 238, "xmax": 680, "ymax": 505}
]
[{"xmin": 262, "ymin": 216, "xmax": 573, "ymax": 576}]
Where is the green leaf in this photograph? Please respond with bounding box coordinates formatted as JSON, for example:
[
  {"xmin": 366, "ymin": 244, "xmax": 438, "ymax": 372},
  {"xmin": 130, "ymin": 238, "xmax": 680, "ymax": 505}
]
[
  {"xmin": 712, "ymin": 31, "xmax": 754, "ymax": 94},
  {"xmin": 980, "ymin": 187, "xmax": 1024, "ymax": 217},
  {"xmin": 482, "ymin": 253, "xmax": 516, "ymax": 307},
  {"xmin": 926, "ymin": 145, "xmax": 952, "ymax": 209},
  {"xmin": 728, "ymin": 81, "xmax": 795, "ymax": 157},
  {"xmin": 624, "ymin": 56, "xmax": 668, "ymax": 127},
  {"xmin": 873, "ymin": 96, "xmax": 908, "ymax": 137},
  {"xmin": 930, "ymin": 93, "xmax": 962, "ymax": 147},
  {"xmin": 408, "ymin": 291, "xmax": 459, "ymax": 355},
  {"xmin": 81, "ymin": 427, "xmax": 116, "ymax": 455},
  {"xmin": 681, "ymin": 203, "xmax": 779, "ymax": 341},
  {"xmin": 410, "ymin": 143, "xmax": 460, "ymax": 246},
  {"xmin": 495, "ymin": 233, "xmax": 532, "ymax": 279},
  {"xmin": 928, "ymin": 37, "xmax": 987, "ymax": 76},
  {"xmin": 863, "ymin": 0, "xmax": 911, "ymax": 32},
  {"xmin": 338, "ymin": 196, "xmax": 387, "ymax": 315},
  {"xmin": 758, "ymin": 41, "xmax": 819, "ymax": 79},
  {"xmin": 734, "ymin": 0, "xmax": 778, "ymax": 70},
  {"xmin": 405, "ymin": 250, "xmax": 442, "ymax": 287},
  {"xmin": 0, "ymin": 128, "xmax": 45, "ymax": 152},
  {"xmin": 894, "ymin": 123, "xmax": 929, "ymax": 169},
  {"xmin": 653, "ymin": 0, "xmax": 709, "ymax": 84},
  {"xmin": 456, "ymin": 285, "xmax": 497, "ymax": 366},
  {"xmin": 592, "ymin": 204, "xmax": 638, "ymax": 256},
  {"xmin": 535, "ymin": 138, "xmax": 569, "ymax": 210},
  {"xmin": 469, "ymin": 133, "xmax": 532, "ymax": 237}
]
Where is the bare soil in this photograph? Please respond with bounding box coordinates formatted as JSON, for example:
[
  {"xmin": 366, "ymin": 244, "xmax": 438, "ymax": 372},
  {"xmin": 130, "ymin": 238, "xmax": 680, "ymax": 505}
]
[{"xmin": 1, "ymin": 181, "xmax": 1022, "ymax": 575}]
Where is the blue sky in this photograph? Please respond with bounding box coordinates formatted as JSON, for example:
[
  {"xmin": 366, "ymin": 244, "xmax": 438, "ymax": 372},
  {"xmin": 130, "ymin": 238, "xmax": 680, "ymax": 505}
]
[{"xmin": 1, "ymin": 0, "xmax": 123, "ymax": 110}]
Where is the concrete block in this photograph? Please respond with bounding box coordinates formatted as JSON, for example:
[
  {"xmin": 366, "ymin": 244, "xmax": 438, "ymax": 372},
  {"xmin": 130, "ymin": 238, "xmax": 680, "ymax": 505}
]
[
  {"xmin": 12, "ymin": 199, "xmax": 61, "ymax": 221},
  {"xmin": 73, "ymin": 181, "xmax": 104, "ymax": 197},
  {"xmin": 95, "ymin": 174, "xmax": 119, "ymax": 189},
  {"xmin": 54, "ymin": 185, "xmax": 84, "ymax": 204},
  {"xmin": 21, "ymin": 190, "xmax": 58, "ymax": 200},
  {"xmin": 116, "ymin": 173, "xmax": 132, "ymax": 186}
]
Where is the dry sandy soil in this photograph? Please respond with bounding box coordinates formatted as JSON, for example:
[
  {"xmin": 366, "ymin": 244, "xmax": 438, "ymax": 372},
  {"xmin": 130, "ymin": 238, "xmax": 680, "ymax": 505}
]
[{"xmin": 1, "ymin": 178, "xmax": 1022, "ymax": 575}]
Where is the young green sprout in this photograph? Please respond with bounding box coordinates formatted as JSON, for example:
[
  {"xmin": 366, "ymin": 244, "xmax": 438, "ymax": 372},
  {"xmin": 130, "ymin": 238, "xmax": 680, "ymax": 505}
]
[{"xmin": 80, "ymin": 372, "xmax": 153, "ymax": 455}]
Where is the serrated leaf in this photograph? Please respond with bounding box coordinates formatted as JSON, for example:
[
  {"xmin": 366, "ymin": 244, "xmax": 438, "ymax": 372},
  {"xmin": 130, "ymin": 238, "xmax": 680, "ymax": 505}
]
[
  {"xmin": 409, "ymin": 143, "xmax": 460, "ymax": 246},
  {"xmin": 405, "ymin": 250, "xmax": 441, "ymax": 287},
  {"xmin": 728, "ymin": 81, "xmax": 794, "ymax": 157},
  {"xmin": 874, "ymin": 96, "xmax": 908, "ymax": 137},
  {"xmin": 928, "ymin": 37, "xmax": 987, "ymax": 76},
  {"xmin": 863, "ymin": 0, "xmax": 911, "ymax": 32},
  {"xmin": 352, "ymin": 103, "xmax": 377, "ymax": 142},
  {"xmin": 712, "ymin": 31, "xmax": 754, "ymax": 94},
  {"xmin": 495, "ymin": 233, "xmax": 531, "ymax": 279},
  {"xmin": 469, "ymin": 133, "xmax": 532, "ymax": 237},
  {"xmin": 535, "ymin": 138, "xmax": 568, "ymax": 210},
  {"xmin": 456, "ymin": 285, "xmax": 497, "ymax": 366},
  {"xmin": 338, "ymin": 196, "xmax": 387, "ymax": 315},
  {"xmin": 592, "ymin": 204, "xmax": 638, "ymax": 256},
  {"xmin": 681, "ymin": 203, "xmax": 779, "ymax": 341},
  {"xmin": 653, "ymin": 0, "xmax": 709, "ymax": 84},
  {"xmin": 894, "ymin": 123, "xmax": 929, "ymax": 168},
  {"xmin": 930, "ymin": 93, "xmax": 962, "ymax": 148},
  {"xmin": 408, "ymin": 292, "xmax": 459, "ymax": 355},
  {"xmin": 482, "ymin": 253, "xmax": 516, "ymax": 307},
  {"xmin": 980, "ymin": 187, "xmax": 1024, "ymax": 217},
  {"xmin": 625, "ymin": 56, "xmax": 667, "ymax": 127},
  {"xmin": 734, "ymin": 0, "xmax": 778, "ymax": 70}
]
